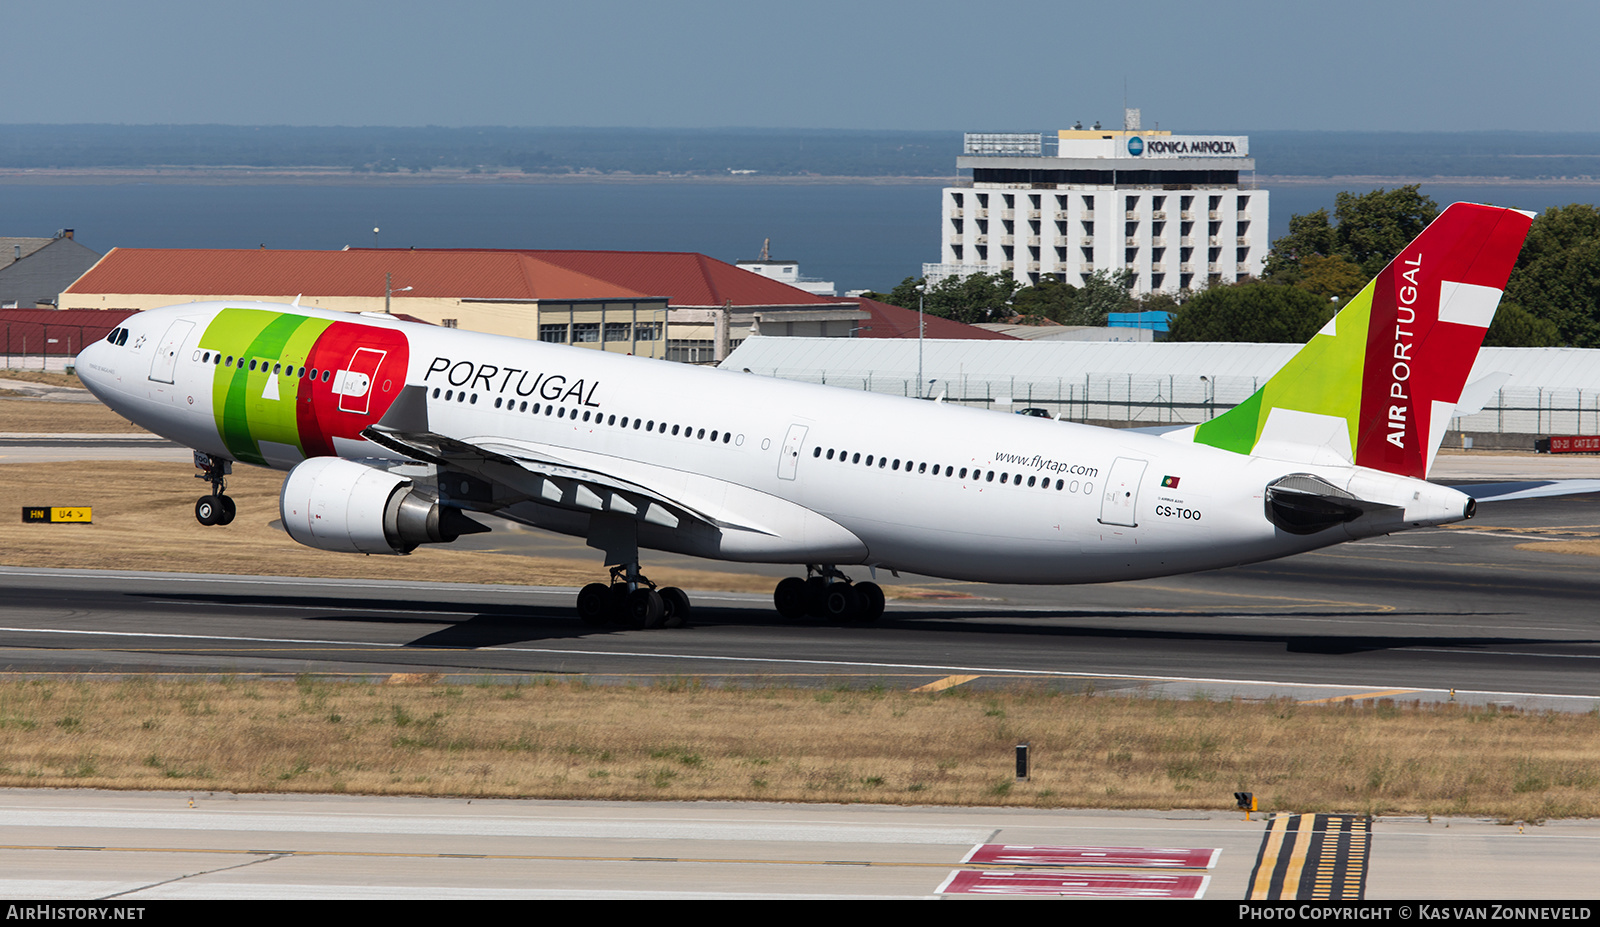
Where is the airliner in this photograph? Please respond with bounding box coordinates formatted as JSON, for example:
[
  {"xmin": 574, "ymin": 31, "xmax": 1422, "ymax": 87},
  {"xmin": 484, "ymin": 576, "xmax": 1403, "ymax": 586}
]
[{"xmin": 74, "ymin": 203, "xmax": 1540, "ymax": 629}]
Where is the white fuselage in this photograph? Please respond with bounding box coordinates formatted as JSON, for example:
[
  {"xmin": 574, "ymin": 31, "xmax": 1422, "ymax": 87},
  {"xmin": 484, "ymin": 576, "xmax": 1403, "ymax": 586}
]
[{"xmin": 76, "ymin": 302, "xmax": 1474, "ymax": 584}]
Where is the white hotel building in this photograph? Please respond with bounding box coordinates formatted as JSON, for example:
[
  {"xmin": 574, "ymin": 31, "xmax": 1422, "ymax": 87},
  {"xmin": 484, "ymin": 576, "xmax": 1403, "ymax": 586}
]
[{"xmin": 927, "ymin": 121, "xmax": 1266, "ymax": 295}]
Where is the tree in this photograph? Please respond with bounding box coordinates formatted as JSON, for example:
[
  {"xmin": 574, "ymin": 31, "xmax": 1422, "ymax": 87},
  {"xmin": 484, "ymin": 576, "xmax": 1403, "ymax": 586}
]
[
  {"xmin": 1503, "ymin": 204, "xmax": 1600, "ymax": 348},
  {"xmin": 858, "ymin": 276, "xmax": 925, "ymax": 309},
  {"xmin": 925, "ymin": 272, "xmax": 1020, "ymax": 324},
  {"xmin": 1293, "ymin": 254, "xmax": 1367, "ymax": 302},
  {"xmin": 1483, "ymin": 299, "xmax": 1560, "ymax": 347},
  {"xmin": 859, "ymin": 272, "xmax": 1019, "ymax": 324},
  {"xmin": 1164, "ymin": 282, "xmax": 1335, "ymax": 343},
  {"xmin": 1009, "ymin": 274, "xmax": 1080, "ymax": 323},
  {"xmin": 1264, "ymin": 185, "xmax": 1441, "ymax": 283},
  {"xmin": 1068, "ymin": 269, "xmax": 1136, "ymax": 325}
]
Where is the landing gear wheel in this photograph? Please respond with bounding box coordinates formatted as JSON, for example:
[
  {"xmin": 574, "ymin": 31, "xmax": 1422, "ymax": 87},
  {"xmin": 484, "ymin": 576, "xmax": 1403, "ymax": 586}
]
[
  {"xmin": 215, "ymin": 494, "xmax": 237, "ymax": 526},
  {"xmin": 195, "ymin": 495, "xmax": 219, "ymax": 526},
  {"xmin": 824, "ymin": 583, "xmax": 863, "ymax": 623},
  {"xmin": 803, "ymin": 576, "xmax": 829, "ymax": 618},
  {"xmin": 577, "ymin": 583, "xmax": 611, "ymax": 626},
  {"xmin": 628, "ymin": 588, "xmax": 666, "ymax": 629},
  {"xmin": 855, "ymin": 581, "xmax": 885, "ymax": 624},
  {"xmin": 659, "ymin": 587, "xmax": 691, "ymax": 628},
  {"xmin": 774, "ymin": 577, "xmax": 808, "ymax": 620}
]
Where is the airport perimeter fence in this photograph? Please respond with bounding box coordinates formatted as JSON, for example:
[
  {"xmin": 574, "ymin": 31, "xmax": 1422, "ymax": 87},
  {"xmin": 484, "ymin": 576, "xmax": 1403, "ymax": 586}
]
[{"xmin": 748, "ymin": 368, "xmax": 1600, "ymax": 437}]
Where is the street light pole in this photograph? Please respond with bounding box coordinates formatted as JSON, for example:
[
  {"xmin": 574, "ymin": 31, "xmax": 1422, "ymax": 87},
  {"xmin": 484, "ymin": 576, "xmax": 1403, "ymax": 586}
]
[{"xmin": 918, "ymin": 289, "xmax": 925, "ymax": 399}]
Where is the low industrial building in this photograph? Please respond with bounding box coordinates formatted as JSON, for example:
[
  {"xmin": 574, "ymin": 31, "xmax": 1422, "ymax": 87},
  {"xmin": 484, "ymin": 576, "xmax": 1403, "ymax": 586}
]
[
  {"xmin": 722, "ymin": 337, "xmax": 1600, "ymax": 441},
  {"xmin": 63, "ymin": 247, "xmax": 875, "ymax": 363}
]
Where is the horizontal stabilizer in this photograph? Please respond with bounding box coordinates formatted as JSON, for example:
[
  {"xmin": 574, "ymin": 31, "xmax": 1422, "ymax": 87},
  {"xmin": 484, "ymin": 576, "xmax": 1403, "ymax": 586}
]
[{"xmin": 1457, "ymin": 480, "xmax": 1600, "ymax": 503}]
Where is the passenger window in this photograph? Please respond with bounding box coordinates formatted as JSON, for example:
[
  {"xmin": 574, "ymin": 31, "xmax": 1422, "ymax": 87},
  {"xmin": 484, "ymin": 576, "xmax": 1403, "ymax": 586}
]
[
  {"xmin": 697, "ymin": 429, "xmax": 705, "ymax": 439},
  {"xmin": 851, "ymin": 453, "xmax": 859, "ymax": 463},
  {"xmin": 813, "ymin": 447, "xmax": 821, "ymax": 457}
]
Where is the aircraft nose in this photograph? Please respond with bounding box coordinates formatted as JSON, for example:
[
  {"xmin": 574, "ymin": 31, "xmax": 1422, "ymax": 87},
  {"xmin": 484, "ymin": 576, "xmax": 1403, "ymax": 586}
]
[{"xmin": 74, "ymin": 337, "xmax": 114, "ymax": 400}]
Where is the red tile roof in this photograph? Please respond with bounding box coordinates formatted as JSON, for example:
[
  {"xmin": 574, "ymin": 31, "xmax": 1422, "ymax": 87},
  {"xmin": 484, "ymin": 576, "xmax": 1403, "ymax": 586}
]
[
  {"xmin": 362, "ymin": 248, "xmax": 842, "ymax": 309},
  {"xmin": 848, "ymin": 297, "xmax": 1016, "ymax": 340},
  {"xmin": 65, "ymin": 249, "xmax": 652, "ymax": 301}
]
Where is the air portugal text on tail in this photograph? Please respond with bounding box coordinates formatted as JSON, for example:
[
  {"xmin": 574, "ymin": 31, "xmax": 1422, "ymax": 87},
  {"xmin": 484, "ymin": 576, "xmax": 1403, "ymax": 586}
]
[
  {"xmin": 1191, "ymin": 203, "xmax": 1533, "ymax": 479},
  {"xmin": 70, "ymin": 203, "xmax": 1539, "ymax": 630}
]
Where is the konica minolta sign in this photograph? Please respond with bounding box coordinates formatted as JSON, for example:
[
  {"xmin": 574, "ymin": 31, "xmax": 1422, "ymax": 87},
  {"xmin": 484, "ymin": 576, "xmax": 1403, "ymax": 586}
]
[{"xmin": 1126, "ymin": 135, "xmax": 1248, "ymax": 158}]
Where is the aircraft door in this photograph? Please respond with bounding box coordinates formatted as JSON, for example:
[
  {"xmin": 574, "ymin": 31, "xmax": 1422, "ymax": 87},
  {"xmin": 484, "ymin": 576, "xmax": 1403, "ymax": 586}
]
[
  {"xmin": 147, "ymin": 319, "xmax": 194, "ymax": 384},
  {"xmin": 1098, "ymin": 456, "xmax": 1148, "ymax": 527},
  {"xmin": 777, "ymin": 424, "xmax": 808, "ymax": 480},
  {"xmin": 335, "ymin": 347, "xmax": 387, "ymax": 415}
]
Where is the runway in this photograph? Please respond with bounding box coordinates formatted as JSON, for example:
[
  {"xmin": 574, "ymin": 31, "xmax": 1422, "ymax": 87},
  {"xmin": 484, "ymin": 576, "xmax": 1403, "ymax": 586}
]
[
  {"xmin": 1, "ymin": 490, "xmax": 1597, "ymax": 710},
  {"xmin": 3, "ymin": 791, "xmax": 1596, "ymax": 899}
]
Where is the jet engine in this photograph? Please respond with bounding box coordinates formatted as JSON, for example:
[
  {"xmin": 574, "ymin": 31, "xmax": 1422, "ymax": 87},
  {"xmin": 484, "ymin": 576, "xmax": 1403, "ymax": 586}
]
[{"xmin": 279, "ymin": 457, "xmax": 486, "ymax": 555}]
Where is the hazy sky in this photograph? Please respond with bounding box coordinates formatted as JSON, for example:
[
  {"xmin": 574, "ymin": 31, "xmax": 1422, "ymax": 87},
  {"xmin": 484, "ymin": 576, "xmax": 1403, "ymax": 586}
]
[{"xmin": 8, "ymin": 1, "xmax": 1595, "ymax": 132}]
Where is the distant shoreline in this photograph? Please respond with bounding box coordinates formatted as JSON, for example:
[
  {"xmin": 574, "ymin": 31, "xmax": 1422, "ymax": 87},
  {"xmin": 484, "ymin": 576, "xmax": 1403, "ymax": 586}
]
[{"xmin": 2, "ymin": 167, "xmax": 1599, "ymax": 187}]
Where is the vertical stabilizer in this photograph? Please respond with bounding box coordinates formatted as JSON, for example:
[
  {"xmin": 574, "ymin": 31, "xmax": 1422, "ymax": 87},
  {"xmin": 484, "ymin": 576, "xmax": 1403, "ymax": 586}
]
[{"xmin": 1186, "ymin": 203, "xmax": 1533, "ymax": 478}]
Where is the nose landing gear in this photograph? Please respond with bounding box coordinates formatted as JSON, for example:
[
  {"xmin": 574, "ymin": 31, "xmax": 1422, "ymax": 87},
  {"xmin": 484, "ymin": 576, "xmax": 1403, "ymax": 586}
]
[{"xmin": 194, "ymin": 452, "xmax": 236, "ymax": 526}]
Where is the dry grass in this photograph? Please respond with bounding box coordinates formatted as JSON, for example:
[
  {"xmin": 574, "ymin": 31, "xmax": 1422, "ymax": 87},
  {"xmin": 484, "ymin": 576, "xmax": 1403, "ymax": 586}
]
[
  {"xmin": 0, "ymin": 396, "xmax": 149, "ymax": 433},
  {"xmin": 0, "ymin": 677, "xmax": 1595, "ymax": 818},
  {"xmin": 0, "ymin": 460, "xmax": 782, "ymax": 592},
  {"xmin": 0, "ymin": 370, "xmax": 87, "ymax": 389},
  {"xmin": 1516, "ymin": 541, "xmax": 1600, "ymax": 557}
]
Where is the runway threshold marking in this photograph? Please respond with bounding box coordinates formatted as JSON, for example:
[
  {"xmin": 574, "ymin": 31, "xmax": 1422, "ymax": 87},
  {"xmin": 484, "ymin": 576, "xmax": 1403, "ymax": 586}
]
[
  {"xmin": 940, "ymin": 844, "xmax": 1217, "ymax": 897},
  {"xmin": 1247, "ymin": 813, "xmax": 1369, "ymax": 900},
  {"xmin": 912, "ymin": 675, "xmax": 980, "ymax": 692}
]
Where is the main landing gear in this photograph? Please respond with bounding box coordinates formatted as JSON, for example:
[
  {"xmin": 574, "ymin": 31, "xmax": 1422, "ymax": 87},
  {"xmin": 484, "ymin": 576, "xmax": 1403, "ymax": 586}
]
[
  {"xmin": 193, "ymin": 452, "xmax": 236, "ymax": 527},
  {"xmin": 773, "ymin": 565, "xmax": 885, "ymax": 624},
  {"xmin": 576, "ymin": 563, "xmax": 691, "ymax": 630}
]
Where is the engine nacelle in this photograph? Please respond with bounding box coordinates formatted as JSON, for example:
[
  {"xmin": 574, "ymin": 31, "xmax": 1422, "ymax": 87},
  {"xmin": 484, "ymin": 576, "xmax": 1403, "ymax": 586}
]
[{"xmin": 280, "ymin": 457, "xmax": 480, "ymax": 554}]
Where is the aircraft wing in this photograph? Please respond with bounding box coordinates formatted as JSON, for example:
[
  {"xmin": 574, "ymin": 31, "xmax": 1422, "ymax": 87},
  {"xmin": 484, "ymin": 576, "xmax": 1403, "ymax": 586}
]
[{"xmin": 361, "ymin": 385, "xmax": 769, "ymax": 534}]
